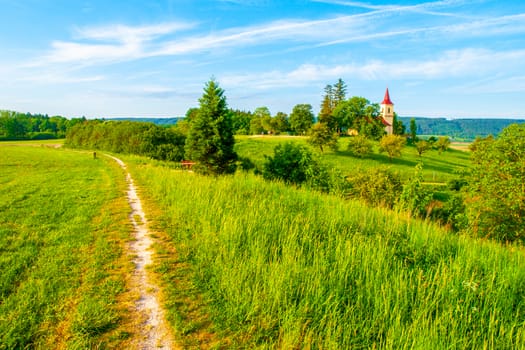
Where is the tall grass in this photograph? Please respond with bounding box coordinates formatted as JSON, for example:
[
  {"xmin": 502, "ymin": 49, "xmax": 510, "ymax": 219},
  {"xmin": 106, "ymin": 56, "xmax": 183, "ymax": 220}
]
[
  {"xmin": 0, "ymin": 145, "xmax": 133, "ymax": 349},
  {"xmin": 128, "ymin": 160, "xmax": 525, "ymax": 349}
]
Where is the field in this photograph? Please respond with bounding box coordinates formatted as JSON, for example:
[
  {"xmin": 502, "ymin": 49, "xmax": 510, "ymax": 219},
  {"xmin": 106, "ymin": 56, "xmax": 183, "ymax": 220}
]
[
  {"xmin": 235, "ymin": 135, "xmax": 471, "ymax": 183},
  {"xmin": 124, "ymin": 147, "xmax": 525, "ymax": 348},
  {"xmin": 0, "ymin": 144, "xmax": 136, "ymax": 349},
  {"xmin": 3, "ymin": 138, "xmax": 525, "ymax": 349}
]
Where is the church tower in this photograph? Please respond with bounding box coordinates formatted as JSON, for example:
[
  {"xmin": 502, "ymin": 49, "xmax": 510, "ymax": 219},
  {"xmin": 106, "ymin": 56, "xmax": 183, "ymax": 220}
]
[{"xmin": 380, "ymin": 88, "xmax": 394, "ymax": 135}]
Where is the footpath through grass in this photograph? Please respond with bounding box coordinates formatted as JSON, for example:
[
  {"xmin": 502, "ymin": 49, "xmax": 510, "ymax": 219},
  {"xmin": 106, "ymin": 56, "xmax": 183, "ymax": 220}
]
[
  {"xmin": 126, "ymin": 158, "xmax": 525, "ymax": 349},
  {"xmin": 0, "ymin": 144, "xmax": 135, "ymax": 349}
]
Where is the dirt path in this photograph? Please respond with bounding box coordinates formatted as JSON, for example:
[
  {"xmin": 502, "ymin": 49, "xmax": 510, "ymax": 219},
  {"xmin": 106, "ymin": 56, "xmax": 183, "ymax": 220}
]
[{"xmin": 108, "ymin": 155, "xmax": 173, "ymax": 349}]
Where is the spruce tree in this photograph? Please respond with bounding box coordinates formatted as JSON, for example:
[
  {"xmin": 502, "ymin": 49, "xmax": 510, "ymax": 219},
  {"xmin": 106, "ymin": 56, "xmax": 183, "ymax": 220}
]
[
  {"xmin": 185, "ymin": 79, "xmax": 237, "ymax": 175},
  {"xmin": 319, "ymin": 84, "xmax": 336, "ymax": 131},
  {"xmin": 333, "ymin": 78, "xmax": 347, "ymax": 106}
]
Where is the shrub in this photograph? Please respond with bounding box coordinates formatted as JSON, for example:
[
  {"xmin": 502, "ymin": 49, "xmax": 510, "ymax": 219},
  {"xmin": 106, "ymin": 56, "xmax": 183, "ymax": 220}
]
[
  {"xmin": 262, "ymin": 143, "xmax": 317, "ymax": 185},
  {"xmin": 347, "ymin": 135, "xmax": 373, "ymax": 158},
  {"xmin": 397, "ymin": 163, "xmax": 433, "ymax": 218},
  {"xmin": 346, "ymin": 167, "xmax": 403, "ymax": 208}
]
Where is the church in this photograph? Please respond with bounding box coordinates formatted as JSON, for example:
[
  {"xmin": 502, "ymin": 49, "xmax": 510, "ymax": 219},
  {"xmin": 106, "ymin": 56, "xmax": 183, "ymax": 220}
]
[{"xmin": 380, "ymin": 88, "xmax": 394, "ymax": 135}]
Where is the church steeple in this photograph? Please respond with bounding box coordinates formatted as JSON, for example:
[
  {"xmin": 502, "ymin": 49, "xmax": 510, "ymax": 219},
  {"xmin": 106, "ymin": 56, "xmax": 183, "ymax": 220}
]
[
  {"xmin": 382, "ymin": 88, "xmax": 393, "ymax": 105},
  {"xmin": 380, "ymin": 87, "xmax": 394, "ymax": 135}
]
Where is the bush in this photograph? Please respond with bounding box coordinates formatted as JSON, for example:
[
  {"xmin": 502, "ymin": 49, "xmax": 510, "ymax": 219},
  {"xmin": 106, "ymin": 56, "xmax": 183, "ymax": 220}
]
[
  {"xmin": 262, "ymin": 143, "xmax": 317, "ymax": 185},
  {"xmin": 346, "ymin": 167, "xmax": 403, "ymax": 208},
  {"xmin": 262, "ymin": 142, "xmax": 346, "ymax": 194},
  {"xmin": 347, "ymin": 135, "xmax": 373, "ymax": 158},
  {"xmin": 397, "ymin": 163, "xmax": 433, "ymax": 218},
  {"xmin": 464, "ymin": 124, "xmax": 525, "ymax": 242}
]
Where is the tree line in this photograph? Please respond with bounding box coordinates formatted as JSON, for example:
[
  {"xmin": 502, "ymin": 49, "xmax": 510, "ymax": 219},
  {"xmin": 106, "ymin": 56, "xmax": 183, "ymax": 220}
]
[
  {"xmin": 65, "ymin": 120, "xmax": 186, "ymax": 162},
  {"xmin": 0, "ymin": 110, "xmax": 84, "ymax": 140}
]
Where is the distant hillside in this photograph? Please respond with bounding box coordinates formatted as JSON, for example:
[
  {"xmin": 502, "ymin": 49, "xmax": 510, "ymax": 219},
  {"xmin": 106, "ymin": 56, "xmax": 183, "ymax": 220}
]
[
  {"xmin": 399, "ymin": 117, "xmax": 525, "ymax": 140},
  {"xmin": 108, "ymin": 117, "xmax": 182, "ymax": 125}
]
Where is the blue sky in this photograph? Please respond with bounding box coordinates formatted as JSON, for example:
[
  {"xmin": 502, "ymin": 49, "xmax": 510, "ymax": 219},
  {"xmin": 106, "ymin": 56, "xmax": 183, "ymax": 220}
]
[{"xmin": 1, "ymin": 0, "xmax": 525, "ymax": 119}]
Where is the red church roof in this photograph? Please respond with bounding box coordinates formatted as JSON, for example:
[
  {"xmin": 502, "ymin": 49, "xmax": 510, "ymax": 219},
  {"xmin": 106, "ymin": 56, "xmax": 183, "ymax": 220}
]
[{"xmin": 381, "ymin": 88, "xmax": 393, "ymax": 105}]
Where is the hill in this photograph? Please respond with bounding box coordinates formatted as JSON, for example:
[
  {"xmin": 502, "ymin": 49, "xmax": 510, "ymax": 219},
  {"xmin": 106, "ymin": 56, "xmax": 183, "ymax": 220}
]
[
  {"xmin": 125, "ymin": 155, "xmax": 525, "ymax": 349},
  {"xmin": 400, "ymin": 117, "xmax": 525, "ymax": 140}
]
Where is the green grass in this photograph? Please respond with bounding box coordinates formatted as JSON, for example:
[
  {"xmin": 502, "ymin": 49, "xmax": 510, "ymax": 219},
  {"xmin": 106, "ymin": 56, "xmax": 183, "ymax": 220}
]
[
  {"xmin": 0, "ymin": 144, "xmax": 133, "ymax": 349},
  {"xmin": 235, "ymin": 135, "xmax": 470, "ymax": 183},
  {"xmin": 126, "ymin": 159, "xmax": 525, "ymax": 349}
]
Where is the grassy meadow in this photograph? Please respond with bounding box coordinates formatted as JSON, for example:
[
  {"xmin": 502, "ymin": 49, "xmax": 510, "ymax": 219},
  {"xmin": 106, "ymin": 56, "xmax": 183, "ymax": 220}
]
[
  {"xmin": 3, "ymin": 136, "xmax": 524, "ymax": 349},
  {"xmin": 0, "ymin": 144, "xmax": 135, "ymax": 349},
  {"xmin": 125, "ymin": 154, "xmax": 525, "ymax": 349},
  {"xmin": 235, "ymin": 135, "xmax": 471, "ymax": 183}
]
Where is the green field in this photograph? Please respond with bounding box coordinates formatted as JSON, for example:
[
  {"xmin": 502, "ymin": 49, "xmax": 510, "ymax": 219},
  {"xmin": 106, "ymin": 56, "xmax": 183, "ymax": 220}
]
[
  {"xmin": 235, "ymin": 135, "xmax": 470, "ymax": 183},
  {"xmin": 3, "ymin": 139, "xmax": 525, "ymax": 349},
  {"xmin": 0, "ymin": 144, "xmax": 135, "ymax": 349},
  {"xmin": 125, "ymin": 153, "xmax": 525, "ymax": 349}
]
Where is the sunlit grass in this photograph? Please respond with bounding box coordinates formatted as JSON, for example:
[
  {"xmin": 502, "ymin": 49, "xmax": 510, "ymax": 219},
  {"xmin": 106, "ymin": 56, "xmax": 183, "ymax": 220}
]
[
  {"xmin": 234, "ymin": 135, "xmax": 470, "ymax": 183},
  {"xmin": 127, "ymin": 158, "xmax": 525, "ymax": 349},
  {"xmin": 0, "ymin": 144, "xmax": 134, "ymax": 348}
]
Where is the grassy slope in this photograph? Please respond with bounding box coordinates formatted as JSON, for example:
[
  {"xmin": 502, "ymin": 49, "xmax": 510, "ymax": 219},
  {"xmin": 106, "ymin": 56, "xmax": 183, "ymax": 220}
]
[
  {"xmin": 127, "ymin": 157, "xmax": 525, "ymax": 349},
  {"xmin": 234, "ymin": 135, "xmax": 470, "ymax": 183},
  {"xmin": 0, "ymin": 145, "xmax": 135, "ymax": 349}
]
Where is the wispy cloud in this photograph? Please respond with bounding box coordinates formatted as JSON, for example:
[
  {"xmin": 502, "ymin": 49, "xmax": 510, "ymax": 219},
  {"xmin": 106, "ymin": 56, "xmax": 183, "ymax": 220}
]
[
  {"xmin": 312, "ymin": 0, "xmax": 472, "ymax": 17},
  {"xmin": 33, "ymin": 2, "xmax": 525, "ymax": 68},
  {"xmin": 221, "ymin": 48, "xmax": 525, "ymax": 89},
  {"xmin": 43, "ymin": 22, "xmax": 195, "ymax": 64}
]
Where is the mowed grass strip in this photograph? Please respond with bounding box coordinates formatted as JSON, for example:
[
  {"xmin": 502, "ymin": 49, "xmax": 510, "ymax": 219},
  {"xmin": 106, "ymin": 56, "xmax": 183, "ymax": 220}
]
[
  {"xmin": 0, "ymin": 145, "xmax": 135, "ymax": 349},
  {"xmin": 127, "ymin": 159, "xmax": 525, "ymax": 349}
]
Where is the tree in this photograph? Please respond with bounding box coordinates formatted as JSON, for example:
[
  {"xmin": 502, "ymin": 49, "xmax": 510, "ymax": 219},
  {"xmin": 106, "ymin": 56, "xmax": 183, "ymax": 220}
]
[
  {"xmin": 319, "ymin": 84, "xmax": 337, "ymax": 131},
  {"xmin": 273, "ymin": 112, "xmax": 289, "ymax": 135},
  {"xmin": 262, "ymin": 143, "xmax": 316, "ymax": 185},
  {"xmin": 393, "ymin": 113, "xmax": 405, "ymax": 135},
  {"xmin": 307, "ymin": 123, "xmax": 338, "ymax": 153},
  {"xmin": 332, "ymin": 96, "xmax": 368, "ymax": 133},
  {"xmin": 396, "ymin": 163, "xmax": 433, "ymax": 218},
  {"xmin": 415, "ymin": 140, "xmax": 431, "ymax": 157},
  {"xmin": 435, "ymin": 136, "xmax": 451, "ymax": 154},
  {"xmin": 379, "ymin": 134, "xmax": 406, "ymax": 162},
  {"xmin": 346, "ymin": 167, "xmax": 403, "ymax": 208},
  {"xmin": 185, "ymin": 79, "xmax": 237, "ymax": 175},
  {"xmin": 333, "ymin": 78, "xmax": 347, "ymax": 106},
  {"xmin": 464, "ymin": 124, "xmax": 525, "ymax": 242},
  {"xmin": 289, "ymin": 104, "xmax": 314, "ymax": 134},
  {"xmin": 230, "ymin": 109, "xmax": 253, "ymax": 135},
  {"xmin": 347, "ymin": 135, "xmax": 373, "ymax": 158},
  {"xmin": 409, "ymin": 118, "xmax": 417, "ymax": 143},
  {"xmin": 358, "ymin": 105, "xmax": 384, "ymax": 140}
]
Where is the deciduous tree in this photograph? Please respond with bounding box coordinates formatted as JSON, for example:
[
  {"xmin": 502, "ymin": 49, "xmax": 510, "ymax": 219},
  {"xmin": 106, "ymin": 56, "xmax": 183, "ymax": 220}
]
[
  {"xmin": 347, "ymin": 135, "xmax": 373, "ymax": 158},
  {"xmin": 435, "ymin": 136, "xmax": 451, "ymax": 154},
  {"xmin": 464, "ymin": 124, "xmax": 525, "ymax": 241},
  {"xmin": 289, "ymin": 104, "xmax": 314, "ymax": 135},
  {"xmin": 307, "ymin": 123, "xmax": 338, "ymax": 153},
  {"xmin": 379, "ymin": 134, "xmax": 406, "ymax": 162},
  {"xmin": 415, "ymin": 140, "xmax": 430, "ymax": 157}
]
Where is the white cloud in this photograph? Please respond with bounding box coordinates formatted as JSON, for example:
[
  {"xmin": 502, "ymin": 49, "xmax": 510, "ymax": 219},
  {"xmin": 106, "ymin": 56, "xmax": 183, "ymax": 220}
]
[
  {"xmin": 220, "ymin": 48, "xmax": 525, "ymax": 89},
  {"xmin": 312, "ymin": 0, "xmax": 472, "ymax": 17},
  {"xmin": 34, "ymin": 6, "xmax": 525, "ymax": 67},
  {"xmin": 43, "ymin": 22, "xmax": 194, "ymax": 64}
]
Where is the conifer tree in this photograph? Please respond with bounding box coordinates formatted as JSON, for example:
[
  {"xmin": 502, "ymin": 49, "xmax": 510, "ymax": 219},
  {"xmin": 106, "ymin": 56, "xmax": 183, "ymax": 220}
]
[
  {"xmin": 185, "ymin": 79, "xmax": 237, "ymax": 175},
  {"xmin": 319, "ymin": 84, "xmax": 337, "ymax": 131},
  {"xmin": 333, "ymin": 78, "xmax": 347, "ymax": 106}
]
